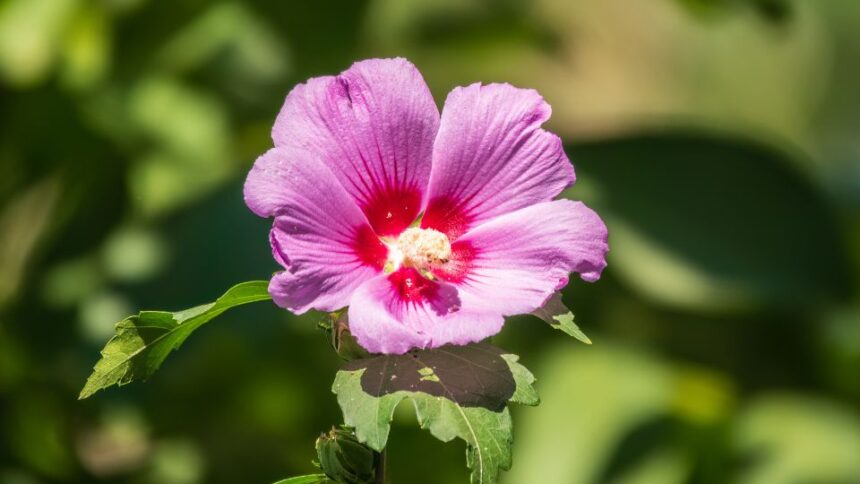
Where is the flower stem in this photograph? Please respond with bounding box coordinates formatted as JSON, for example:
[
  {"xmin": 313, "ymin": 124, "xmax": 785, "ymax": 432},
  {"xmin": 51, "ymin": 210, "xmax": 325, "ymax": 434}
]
[{"xmin": 375, "ymin": 448, "xmax": 386, "ymax": 484}]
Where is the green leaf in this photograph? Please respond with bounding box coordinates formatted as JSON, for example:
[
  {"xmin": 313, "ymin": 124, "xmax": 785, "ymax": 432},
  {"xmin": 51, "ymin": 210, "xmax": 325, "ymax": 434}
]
[
  {"xmin": 79, "ymin": 281, "xmax": 271, "ymax": 399},
  {"xmin": 531, "ymin": 292, "xmax": 592, "ymax": 344},
  {"xmin": 272, "ymin": 475, "xmax": 331, "ymax": 484},
  {"xmin": 0, "ymin": 0, "xmax": 78, "ymax": 86},
  {"xmin": 505, "ymin": 344, "xmax": 682, "ymax": 484},
  {"xmin": 319, "ymin": 311, "xmax": 371, "ymax": 361},
  {"xmin": 502, "ymin": 354, "xmax": 540, "ymax": 406},
  {"xmin": 332, "ymin": 343, "xmax": 538, "ymax": 484},
  {"xmin": 569, "ymin": 133, "xmax": 850, "ymax": 313},
  {"xmin": 677, "ymin": 0, "xmax": 791, "ymax": 24},
  {"xmin": 735, "ymin": 394, "xmax": 860, "ymax": 484}
]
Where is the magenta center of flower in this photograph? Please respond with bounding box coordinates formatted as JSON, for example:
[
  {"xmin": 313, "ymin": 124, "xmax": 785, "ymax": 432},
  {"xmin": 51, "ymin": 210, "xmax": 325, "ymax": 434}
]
[{"xmin": 386, "ymin": 227, "xmax": 452, "ymax": 274}]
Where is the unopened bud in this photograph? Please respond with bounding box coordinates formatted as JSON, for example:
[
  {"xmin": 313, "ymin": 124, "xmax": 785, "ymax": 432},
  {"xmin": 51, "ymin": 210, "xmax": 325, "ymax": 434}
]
[{"xmin": 315, "ymin": 427, "xmax": 379, "ymax": 484}]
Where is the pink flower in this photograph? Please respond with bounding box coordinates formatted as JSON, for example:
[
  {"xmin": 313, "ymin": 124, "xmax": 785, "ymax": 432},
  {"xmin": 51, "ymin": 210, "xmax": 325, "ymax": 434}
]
[{"xmin": 244, "ymin": 58, "xmax": 608, "ymax": 354}]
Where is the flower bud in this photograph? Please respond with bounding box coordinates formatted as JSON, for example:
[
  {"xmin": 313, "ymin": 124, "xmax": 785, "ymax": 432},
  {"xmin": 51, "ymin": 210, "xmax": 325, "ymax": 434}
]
[{"xmin": 315, "ymin": 427, "xmax": 379, "ymax": 484}]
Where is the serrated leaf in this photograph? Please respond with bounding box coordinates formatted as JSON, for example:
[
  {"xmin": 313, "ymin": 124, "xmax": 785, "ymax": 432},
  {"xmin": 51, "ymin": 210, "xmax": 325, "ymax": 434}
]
[
  {"xmin": 531, "ymin": 292, "xmax": 592, "ymax": 344},
  {"xmin": 79, "ymin": 281, "xmax": 271, "ymax": 399},
  {"xmin": 502, "ymin": 354, "xmax": 539, "ymax": 406},
  {"xmin": 332, "ymin": 343, "xmax": 538, "ymax": 484},
  {"xmin": 272, "ymin": 475, "xmax": 331, "ymax": 484}
]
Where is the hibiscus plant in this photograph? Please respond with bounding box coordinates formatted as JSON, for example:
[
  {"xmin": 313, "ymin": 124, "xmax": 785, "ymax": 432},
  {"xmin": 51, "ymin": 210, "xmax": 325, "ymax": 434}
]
[{"xmin": 79, "ymin": 58, "xmax": 609, "ymax": 484}]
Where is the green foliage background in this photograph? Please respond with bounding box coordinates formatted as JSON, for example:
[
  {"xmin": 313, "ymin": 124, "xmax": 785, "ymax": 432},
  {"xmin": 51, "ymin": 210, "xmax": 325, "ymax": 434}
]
[{"xmin": 1, "ymin": 0, "xmax": 859, "ymax": 483}]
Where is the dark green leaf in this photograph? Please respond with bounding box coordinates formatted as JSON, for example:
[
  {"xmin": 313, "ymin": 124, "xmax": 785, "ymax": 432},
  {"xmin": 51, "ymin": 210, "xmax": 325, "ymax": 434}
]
[
  {"xmin": 531, "ymin": 292, "xmax": 592, "ymax": 344},
  {"xmin": 570, "ymin": 132, "xmax": 851, "ymax": 313},
  {"xmin": 332, "ymin": 343, "xmax": 538, "ymax": 484},
  {"xmin": 677, "ymin": 0, "xmax": 791, "ymax": 24},
  {"xmin": 79, "ymin": 281, "xmax": 271, "ymax": 399},
  {"xmin": 344, "ymin": 344, "xmax": 518, "ymax": 410}
]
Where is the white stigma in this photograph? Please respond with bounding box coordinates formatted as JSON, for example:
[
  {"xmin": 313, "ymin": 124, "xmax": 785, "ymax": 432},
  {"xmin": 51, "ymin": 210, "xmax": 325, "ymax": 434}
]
[{"xmin": 389, "ymin": 227, "xmax": 451, "ymax": 272}]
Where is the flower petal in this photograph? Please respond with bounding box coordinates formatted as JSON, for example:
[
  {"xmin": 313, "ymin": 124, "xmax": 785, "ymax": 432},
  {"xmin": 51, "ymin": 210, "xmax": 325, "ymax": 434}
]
[
  {"xmin": 433, "ymin": 200, "xmax": 609, "ymax": 316},
  {"xmin": 423, "ymin": 83, "xmax": 575, "ymax": 239},
  {"xmin": 348, "ymin": 268, "xmax": 504, "ymax": 354},
  {"xmin": 269, "ymin": 227, "xmax": 289, "ymax": 268},
  {"xmin": 245, "ymin": 148, "xmax": 387, "ymax": 313},
  {"xmin": 273, "ymin": 58, "xmax": 439, "ymax": 236}
]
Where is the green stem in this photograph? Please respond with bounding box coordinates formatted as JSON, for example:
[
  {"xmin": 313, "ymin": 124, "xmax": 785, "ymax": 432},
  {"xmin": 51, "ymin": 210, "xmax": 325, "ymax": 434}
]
[{"xmin": 375, "ymin": 448, "xmax": 386, "ymax": 484}]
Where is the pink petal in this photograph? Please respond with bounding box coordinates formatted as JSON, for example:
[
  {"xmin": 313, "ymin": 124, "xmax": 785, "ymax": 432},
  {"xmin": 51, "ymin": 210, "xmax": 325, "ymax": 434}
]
[
  {"xmin": 423, "ymin": 83, "xmax": 575, "ymax": 239},
  {"xmin": 433, "ymin": 200, "xmax": 609, "ymax": 316},
  {"xmin": 245, "ymin": 148, "xmax": 387, "ymax": 313},
  {"xmin": 273, "ymin": 58, "xmax": 439, "ymax": 237},
  {"xmin": 269, "ymin": 227, "xmax": 290, "ymax": 268},
  {"xmin": 348, "ymin": 268, "xmax": 504, "ymax": 354}
]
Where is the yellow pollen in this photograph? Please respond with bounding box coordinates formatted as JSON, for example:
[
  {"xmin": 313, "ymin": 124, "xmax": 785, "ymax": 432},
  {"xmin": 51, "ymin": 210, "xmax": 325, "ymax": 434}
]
[{"xmin": 395, "ymin": 227, "xmax": 452, "ymax": 270}]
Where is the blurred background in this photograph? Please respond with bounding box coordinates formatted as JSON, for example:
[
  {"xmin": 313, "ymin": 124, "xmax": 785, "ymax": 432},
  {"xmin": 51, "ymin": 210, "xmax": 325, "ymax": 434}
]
[{"xmin": 1, "ymin": 0, "xmax": 859, "ymax": 483}]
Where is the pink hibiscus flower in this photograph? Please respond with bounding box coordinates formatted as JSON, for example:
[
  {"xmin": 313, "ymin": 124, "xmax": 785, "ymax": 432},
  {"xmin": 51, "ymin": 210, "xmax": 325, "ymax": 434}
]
[{"xmin": 244, "ymin": 58, "xmax": 608, "ymax": 355}]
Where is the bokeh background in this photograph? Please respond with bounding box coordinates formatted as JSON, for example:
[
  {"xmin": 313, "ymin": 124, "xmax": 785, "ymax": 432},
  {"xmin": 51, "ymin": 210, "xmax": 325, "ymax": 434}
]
[{"xmin": 1, "ymin": 0, "xmax": 859, "ymax": 483}]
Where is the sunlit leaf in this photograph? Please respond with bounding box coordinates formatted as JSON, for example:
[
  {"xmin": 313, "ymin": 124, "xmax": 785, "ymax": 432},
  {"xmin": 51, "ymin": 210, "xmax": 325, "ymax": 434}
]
[
  {"xmin": 333, "ymin": 343, "xmax": 538, "ymax": 484},
  {"xmin": 369, "ymin": 0, "xmax": 825, "ymax": 147},
  {"xmin": 506, "ymin": 344, "xmax": 682, "ymax": 484},
  {"xmin": 60, "ymin": 4, "xmax": 110, "ymax": 90},
  {"xmin": 101, "ymin": 225, "xmax": 168, "ymax": 283},
  {"xmin": 78, "ymin": 291, "xmax": 133, "ymax": 343},
  {"xmin": 735, "ymin": 394, "xmax": 860, "ymax": 484},
  {"xmin": 531, "ymin": 292, "xmax": 592, "ymax": 344},
  {"xmin": 0, "ymin": 0, "xmax": 78, "ymax": 86},
  {"xmin": 127, "ymin": 76, "xmax": 232, "ymax": 216},
  {"xmin": 272, "ymin": 475, "xmax": 331, "ymax": 484},
  {"xmin": 148, "ymin": 440, "xmax": 205, "ymax": 484},
  {"xmin": 154, "ymin": 2, "xmax": 289, "ymax": 87},
  {"xmin": 79, "ymin": 281, "xmax": 271, "ymax": 399}
]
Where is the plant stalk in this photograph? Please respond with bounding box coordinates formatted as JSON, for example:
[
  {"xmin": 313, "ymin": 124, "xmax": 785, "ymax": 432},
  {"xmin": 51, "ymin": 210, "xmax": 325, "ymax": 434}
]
[{"xmin": 375, "ymin": 448, "xmax": 386, "ymax": 484}]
